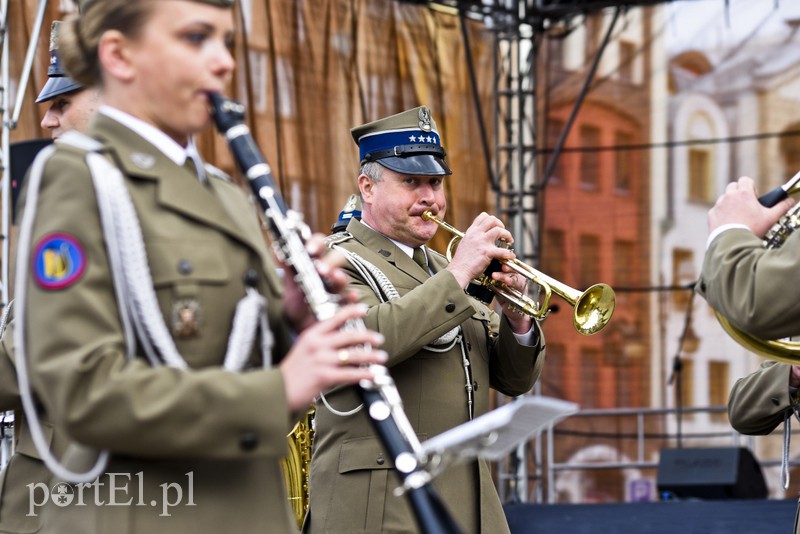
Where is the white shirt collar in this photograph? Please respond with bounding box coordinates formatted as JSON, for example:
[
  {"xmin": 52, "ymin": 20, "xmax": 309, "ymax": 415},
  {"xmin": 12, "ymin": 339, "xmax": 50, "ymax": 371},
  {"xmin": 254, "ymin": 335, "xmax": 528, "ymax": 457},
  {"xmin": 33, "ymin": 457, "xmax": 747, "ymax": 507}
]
[{"xmin": 99, "ymin": 106, "xmax": 198, "ymax": 166}]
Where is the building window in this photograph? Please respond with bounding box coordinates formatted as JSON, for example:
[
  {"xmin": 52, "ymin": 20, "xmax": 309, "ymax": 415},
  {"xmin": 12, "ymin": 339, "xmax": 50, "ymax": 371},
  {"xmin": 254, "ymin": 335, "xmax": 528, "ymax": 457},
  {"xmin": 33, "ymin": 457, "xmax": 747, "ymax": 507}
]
[
  {"xmin": 584, "ymin": 14, "xmax": 602, "ymax": 57},
  {"xmin": 688, "ymin": 148, "xmax": 713, "ymax": 203},
  {"xmin": 542, "ymin": 343, "xmax": 565, "ymax": 399},
  {"xmin": 615, "ymin": 132, "xmax": 633, "ymax": 192},
  {"xmin": 678, "ymin": 357, "xmax": 694, "ymax": 409},
  {"xmin": 579, "ymin": 234, "xmax": 601, "ymax": 289},
  {"xmin": 780, "ymin": 128, "xmax": 800, "ymax": 181},
  {"xmin": 618, "ymin": 40, "xmax": 636, "ymax": 83},
  {"xmin": 672, "ymin": 248, "xmax": 695, "ymax": 305},
  {"xmin": 547, "ymin": 33, "xmax": 564, "ymax": 70},
  {"xmin": 580, "ymin": 347, "xmax": 602, "ymax": 407},
  {"xmin": 709, "ymin": 361, "xmax": 730, "ymax": 422},
  {"xmin": 580, "ymin": 125, "xmax": 601, "ymax": 189},
  {"xmin": 542, "ymin": 229, "xmax": 566, "ymax": 281},
  {"xmin": 613, "ymin": 240, "xmax": 635, "ymax": 286},
  {"xmin": 545, "ymin": 119, "xmax": 566, "ymax": 184},
  {"xmin": 616, "ymin": 365, "xmax": 634, "ymax": 408}
]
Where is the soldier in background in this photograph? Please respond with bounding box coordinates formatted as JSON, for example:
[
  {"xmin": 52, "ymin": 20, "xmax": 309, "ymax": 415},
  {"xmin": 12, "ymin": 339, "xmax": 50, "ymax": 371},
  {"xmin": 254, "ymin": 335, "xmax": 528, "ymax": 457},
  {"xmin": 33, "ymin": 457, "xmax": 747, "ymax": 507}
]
[{"xmin": 36, "ymin": 22, "xmax": 100, "ymax": 141}]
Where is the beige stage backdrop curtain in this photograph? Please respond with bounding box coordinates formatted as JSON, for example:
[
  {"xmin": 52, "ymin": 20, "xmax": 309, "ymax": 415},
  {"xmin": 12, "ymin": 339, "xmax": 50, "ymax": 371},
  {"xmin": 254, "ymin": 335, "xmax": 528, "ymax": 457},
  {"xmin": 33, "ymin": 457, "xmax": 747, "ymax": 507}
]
[
  {"xmin": 9, "ymin": 0, "xmax": 495, "ymax": 239},
  {"xmin": 217, "ymin": 0, "xmax": 497, "ymax": 239}
]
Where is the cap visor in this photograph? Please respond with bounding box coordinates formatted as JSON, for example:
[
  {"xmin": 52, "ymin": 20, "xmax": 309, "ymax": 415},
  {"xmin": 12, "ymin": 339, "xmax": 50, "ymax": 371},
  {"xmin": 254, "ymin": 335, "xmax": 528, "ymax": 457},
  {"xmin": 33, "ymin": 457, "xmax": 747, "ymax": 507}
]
[
  {"xmin": 377, "ymin": 154, "xmax": 452, "ymax": 176},
  {"xmin": 35, "ymin": 77, "xmax": 83, "ymax": 103}
]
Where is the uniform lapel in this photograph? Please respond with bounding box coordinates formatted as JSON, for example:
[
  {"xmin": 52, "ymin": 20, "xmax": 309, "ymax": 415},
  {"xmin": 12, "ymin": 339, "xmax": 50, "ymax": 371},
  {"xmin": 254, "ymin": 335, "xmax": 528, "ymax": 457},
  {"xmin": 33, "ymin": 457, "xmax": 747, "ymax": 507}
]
[
  {"xmin": 347, "ymin": 220, "xmax": 429, "ymax": 284},
  {"xmin": 210, "ymin": 179, "xmax": 278, "ymax": 276},
  {"xmin": 426, "ymin": 249, "xmax": 446, "ymax": 275},
  {"xmin": 91, "ymin": 114, "xmax": 267, "ymax": 258}
]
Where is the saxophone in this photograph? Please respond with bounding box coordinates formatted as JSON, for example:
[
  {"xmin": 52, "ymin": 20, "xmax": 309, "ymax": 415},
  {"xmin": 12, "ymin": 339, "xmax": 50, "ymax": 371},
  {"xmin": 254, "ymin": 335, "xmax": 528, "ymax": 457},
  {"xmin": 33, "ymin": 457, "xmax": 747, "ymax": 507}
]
[
  {"xmin": 281, "ymin": 407, "xmax": 315, "ymax": 527},
  {"xmin": 763, "ymin": 203, "xmax": 800, "ymax": 249}
]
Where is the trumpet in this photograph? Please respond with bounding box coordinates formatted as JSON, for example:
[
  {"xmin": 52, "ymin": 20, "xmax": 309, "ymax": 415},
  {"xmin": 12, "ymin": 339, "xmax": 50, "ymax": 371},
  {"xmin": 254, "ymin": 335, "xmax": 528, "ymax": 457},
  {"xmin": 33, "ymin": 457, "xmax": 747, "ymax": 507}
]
[{"xmin": 421, "ymin": 211, "xmax": 616, "ymax": 335}]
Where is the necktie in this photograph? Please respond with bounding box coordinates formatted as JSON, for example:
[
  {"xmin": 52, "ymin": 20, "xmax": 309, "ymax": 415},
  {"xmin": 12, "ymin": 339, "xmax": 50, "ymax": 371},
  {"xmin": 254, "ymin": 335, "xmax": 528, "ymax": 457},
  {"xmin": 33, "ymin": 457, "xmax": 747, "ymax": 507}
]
[{"xmin": 412, "ymin": 247, "xmax": 428, "ymax": 273}]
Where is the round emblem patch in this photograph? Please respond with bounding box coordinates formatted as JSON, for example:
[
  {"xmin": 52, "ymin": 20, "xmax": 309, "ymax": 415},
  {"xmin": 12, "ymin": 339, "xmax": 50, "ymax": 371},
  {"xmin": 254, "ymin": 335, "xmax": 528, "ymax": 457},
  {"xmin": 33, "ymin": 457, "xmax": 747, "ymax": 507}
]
[{"xmin": 32, "ymin": 233, "xmax": 86, "ymax": 290}]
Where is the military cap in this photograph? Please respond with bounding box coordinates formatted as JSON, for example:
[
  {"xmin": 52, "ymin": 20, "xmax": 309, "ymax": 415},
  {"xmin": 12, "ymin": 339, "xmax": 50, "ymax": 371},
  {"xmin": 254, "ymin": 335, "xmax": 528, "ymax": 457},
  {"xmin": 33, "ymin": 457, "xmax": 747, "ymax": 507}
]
[
  {"xmin": 351, "ymin": 106, "xmax": 452, "ymax": 176},
  {"xmin": 35, "ymin": 21, "xmax": 83, "ymax": 103},
  {"xmin": 331, "ymin": 194, "xmax": 362, "ymax": 233}
]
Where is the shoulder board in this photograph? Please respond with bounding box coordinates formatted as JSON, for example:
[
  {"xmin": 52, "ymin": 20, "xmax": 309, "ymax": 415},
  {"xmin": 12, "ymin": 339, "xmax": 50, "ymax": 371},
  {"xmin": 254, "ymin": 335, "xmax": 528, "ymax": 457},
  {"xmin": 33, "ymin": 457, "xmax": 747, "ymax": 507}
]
[
  {"xmin": 57, "ymin": 130, "xmax": 103, "ymax": 152},
  {"xmin": 325, "ymin": 232, "xmax": 353, "ymax": 247},
  {"xmin": 203, "ymin": 163, "xmax": 231, "ymax": 182}
]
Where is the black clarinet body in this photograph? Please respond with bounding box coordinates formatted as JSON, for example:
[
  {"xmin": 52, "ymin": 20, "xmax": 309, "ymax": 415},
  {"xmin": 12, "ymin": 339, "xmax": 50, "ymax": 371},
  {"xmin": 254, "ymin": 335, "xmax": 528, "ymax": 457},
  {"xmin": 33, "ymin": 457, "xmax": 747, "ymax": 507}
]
[{"xmin": 208, "ymin": 93, "xmax": 463, "ymax": 534}]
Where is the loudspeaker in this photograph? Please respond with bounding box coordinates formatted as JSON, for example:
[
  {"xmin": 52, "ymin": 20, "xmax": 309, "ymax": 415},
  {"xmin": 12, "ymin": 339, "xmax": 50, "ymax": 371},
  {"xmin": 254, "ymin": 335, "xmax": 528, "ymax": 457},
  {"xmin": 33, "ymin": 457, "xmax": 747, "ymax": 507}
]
[
  {"xmin": 10, "ymin": 138, "xmax": 52, "ymax": 219},
  {"xmin": 656, "ymin": 447, "xmax": 767, "ymax": 500}
]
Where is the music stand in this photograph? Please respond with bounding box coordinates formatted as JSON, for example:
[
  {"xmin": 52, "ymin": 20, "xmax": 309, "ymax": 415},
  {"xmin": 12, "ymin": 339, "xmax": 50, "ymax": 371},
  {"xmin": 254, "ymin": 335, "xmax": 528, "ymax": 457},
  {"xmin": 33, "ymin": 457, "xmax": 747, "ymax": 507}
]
[{"xmin": 418, "ymin": 396, "xmax": 579, "ymax": 479}]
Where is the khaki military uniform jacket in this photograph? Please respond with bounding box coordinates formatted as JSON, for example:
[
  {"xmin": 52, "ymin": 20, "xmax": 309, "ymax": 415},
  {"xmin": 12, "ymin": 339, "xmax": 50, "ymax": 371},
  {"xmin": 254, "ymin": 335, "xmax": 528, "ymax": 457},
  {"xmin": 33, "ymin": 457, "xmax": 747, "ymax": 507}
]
[
  {"xmin": 0, "ymin": 309, "xmax": 69, "ymax": 534},
  {"xmin": 18, "ymin": 113, "xmax": 299, "ymax": 533},
  {"xmin": 700, "ymin": 228, "xmax": 800, "ymax": 340},
  {"xmin": 307, "ymin": 219, "xmax": 545, "ymax": 534},
  {"xmin": 728, "ymin": 361, "xmax": 799, "ymax": 533},
  {"xmin": 701, "ymin": 228, "xmax": 800, "ymax": 533}
]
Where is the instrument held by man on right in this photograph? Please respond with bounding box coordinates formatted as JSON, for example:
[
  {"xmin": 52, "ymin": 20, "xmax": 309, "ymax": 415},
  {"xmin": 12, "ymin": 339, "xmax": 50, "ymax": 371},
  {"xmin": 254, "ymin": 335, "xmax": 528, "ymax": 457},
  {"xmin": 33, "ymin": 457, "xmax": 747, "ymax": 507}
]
[{"xmin": 712, "ymin": 171, "xmax": 800, "ymax": 363}]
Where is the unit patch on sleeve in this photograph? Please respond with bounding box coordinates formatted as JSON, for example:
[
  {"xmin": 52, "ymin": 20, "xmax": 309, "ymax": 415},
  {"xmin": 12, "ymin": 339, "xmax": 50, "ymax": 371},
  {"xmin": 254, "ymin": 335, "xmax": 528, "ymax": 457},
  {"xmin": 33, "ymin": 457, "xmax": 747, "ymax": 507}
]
[{"xmin": 32, "ymin": 232, "xmax": 87, "ymax": 290}]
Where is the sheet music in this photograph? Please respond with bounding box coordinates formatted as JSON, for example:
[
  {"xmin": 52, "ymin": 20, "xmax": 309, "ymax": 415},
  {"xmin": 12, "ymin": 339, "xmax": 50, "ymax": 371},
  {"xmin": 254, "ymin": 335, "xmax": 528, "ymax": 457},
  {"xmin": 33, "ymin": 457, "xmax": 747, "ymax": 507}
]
[{"xmin": 420, "ymin": 396, "xmax": 578, "ymax": 463}]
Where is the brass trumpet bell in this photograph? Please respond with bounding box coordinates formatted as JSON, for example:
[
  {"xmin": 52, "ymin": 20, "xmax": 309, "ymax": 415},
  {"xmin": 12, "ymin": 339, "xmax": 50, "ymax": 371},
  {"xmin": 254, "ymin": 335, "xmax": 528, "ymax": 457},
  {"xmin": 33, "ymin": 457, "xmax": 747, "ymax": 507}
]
[{"xmin": 421, "ymin": 211, "xmax": 616, "ymax": 335}]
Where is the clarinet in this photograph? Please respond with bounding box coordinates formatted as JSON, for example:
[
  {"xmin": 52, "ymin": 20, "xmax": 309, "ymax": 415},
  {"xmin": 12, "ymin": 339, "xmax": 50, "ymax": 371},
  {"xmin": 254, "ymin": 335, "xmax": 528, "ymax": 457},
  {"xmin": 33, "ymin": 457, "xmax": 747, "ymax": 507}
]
[{"xmin": 208, "ymin": 93, "xmax": 463, "ymax": 534}]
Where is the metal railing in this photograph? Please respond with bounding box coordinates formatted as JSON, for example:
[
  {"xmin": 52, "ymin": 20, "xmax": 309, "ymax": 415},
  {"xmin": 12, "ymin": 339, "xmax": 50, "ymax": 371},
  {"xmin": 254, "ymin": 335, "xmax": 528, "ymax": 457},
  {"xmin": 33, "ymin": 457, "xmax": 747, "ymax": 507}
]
[{"xmin": 535, "ymin": 405, "xmax": 796, "ymax": 504}]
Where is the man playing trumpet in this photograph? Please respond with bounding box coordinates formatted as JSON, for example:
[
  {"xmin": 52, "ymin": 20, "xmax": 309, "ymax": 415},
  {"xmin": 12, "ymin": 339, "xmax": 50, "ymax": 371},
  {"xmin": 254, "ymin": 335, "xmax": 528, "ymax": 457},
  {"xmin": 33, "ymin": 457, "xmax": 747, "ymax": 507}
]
[{"xmin": 307, "ymin": 106, "xmax": 546, "ymax": 534}]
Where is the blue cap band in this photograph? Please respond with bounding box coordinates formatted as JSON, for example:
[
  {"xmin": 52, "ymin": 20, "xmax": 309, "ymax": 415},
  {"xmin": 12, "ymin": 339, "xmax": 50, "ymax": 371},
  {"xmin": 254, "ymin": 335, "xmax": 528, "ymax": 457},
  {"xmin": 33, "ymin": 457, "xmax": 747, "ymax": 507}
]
[{"xmin": 358, "ymin": 128, "xmax": 441, "ymax": 162}]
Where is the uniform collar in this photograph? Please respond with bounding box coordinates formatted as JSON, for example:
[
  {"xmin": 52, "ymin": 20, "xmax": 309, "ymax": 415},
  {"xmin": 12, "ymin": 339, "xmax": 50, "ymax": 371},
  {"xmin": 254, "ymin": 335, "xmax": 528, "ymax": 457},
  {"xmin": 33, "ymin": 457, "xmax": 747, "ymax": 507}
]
[
  {"xmin": 358, "ymin": 219, "xmax": 422, "ymax": 260},
  {"xmin": 99, "ymin": 106, "xmax": 196, "ymax": 166},
  {"xmin": 347, "ymin": 219, "xmax": 431, "ymax": 284}
]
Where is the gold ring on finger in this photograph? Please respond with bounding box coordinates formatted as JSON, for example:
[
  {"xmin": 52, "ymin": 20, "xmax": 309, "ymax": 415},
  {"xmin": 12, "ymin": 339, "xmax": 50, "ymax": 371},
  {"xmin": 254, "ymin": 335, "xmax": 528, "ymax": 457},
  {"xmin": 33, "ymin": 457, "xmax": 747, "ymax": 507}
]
[{"xmin": 337, "ymin": 349, "xmax": 350, "ymax": 366}]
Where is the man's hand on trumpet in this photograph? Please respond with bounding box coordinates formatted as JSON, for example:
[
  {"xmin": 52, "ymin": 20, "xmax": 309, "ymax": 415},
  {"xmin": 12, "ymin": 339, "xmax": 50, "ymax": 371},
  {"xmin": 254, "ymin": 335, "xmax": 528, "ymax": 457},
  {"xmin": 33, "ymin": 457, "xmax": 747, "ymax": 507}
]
[
  {"xmin": 445, "ymin": 212, "xmax": 532, "ymax": 334},
  {"xmin": 445, "ymin": 212, "xmax": 515, "ymax": 287},
  {"xmin": 492, "ymin": 265, "xmax": 534, "ymax": 334}
]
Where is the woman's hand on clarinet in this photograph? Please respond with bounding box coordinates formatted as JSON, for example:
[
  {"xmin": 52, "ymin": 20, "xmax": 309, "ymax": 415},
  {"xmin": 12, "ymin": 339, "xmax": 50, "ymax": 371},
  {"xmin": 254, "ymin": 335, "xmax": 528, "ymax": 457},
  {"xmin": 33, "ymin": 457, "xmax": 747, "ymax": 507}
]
[{"xmin": 280, "ymin": 304, "xmax": 387, "ymax": 412}]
